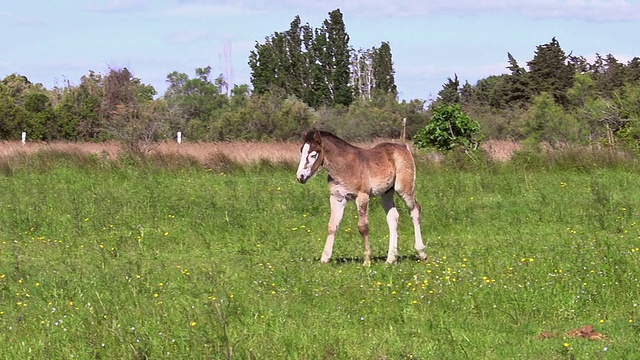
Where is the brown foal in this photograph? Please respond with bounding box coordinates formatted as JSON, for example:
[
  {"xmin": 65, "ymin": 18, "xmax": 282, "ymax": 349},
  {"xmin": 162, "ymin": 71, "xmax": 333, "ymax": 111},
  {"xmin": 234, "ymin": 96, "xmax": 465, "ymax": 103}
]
[{"xmin": 296, "ymin": 129, "xmax": 427, "ymax": 265}]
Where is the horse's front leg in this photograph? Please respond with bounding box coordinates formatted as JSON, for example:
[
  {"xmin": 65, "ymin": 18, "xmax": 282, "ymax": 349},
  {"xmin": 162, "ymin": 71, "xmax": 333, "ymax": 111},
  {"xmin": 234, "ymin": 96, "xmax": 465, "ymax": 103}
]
[
  {"xmin": 322, "ymin": 194, "xmax": 347, "ymax": 263},
  {"xmin": 355, "ymin": 193, "xmax": 372, "ymax": 266}
]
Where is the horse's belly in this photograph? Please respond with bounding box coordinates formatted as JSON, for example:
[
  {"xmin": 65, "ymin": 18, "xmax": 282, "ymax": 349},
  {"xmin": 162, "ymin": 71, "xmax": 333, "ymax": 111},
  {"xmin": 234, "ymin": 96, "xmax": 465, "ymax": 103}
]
[{"xmin": 369, "ymin": 177, "xmax": 394, "ymax": 196}]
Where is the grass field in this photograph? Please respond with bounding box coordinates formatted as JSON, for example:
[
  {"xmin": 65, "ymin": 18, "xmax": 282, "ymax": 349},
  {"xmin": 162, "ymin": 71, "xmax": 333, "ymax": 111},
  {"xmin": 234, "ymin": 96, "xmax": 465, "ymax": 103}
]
[{"xmin": 1, "ymin": 144, "xmax": 639, "ymax": 359}]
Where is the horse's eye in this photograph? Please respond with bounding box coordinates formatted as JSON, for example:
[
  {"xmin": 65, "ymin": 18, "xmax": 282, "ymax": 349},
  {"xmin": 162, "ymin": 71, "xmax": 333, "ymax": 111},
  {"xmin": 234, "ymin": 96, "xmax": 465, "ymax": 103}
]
[{"xmin": 310, "ymin": 153, "xmax": 318, "ymax": 159}]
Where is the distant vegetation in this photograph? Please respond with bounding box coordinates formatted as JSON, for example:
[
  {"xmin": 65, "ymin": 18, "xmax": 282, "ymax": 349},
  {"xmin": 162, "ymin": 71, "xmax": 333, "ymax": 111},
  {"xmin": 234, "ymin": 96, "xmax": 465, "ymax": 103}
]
[{"xmin": 1, "ymin": 9, "xmax": 639, "ymax": 155}]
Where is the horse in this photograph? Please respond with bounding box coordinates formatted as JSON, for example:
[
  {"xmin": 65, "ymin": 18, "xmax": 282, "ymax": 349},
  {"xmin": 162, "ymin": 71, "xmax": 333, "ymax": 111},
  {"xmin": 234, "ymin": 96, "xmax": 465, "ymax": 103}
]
[{"xmin": 296, "ymin": 129, "xmax": 428, "ymax": 265}]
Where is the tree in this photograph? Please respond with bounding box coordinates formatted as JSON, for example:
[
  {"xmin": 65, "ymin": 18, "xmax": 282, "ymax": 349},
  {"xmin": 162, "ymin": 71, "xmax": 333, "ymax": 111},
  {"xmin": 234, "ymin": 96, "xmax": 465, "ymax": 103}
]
[
  {"xmin": 526, "ymin": 37, "xmax": 574, "ymax": 107},
  {"xmin": 472, "ymin": 75, "xmax": 509, "ymax": 109},
  {"xmin": 626, "ymin": 57, "xmax": 640, "ymax": 84},
  {"xmin": 436, "ymin": 74, "xmax": 460, "ymax": 105},
  {"xmin": 350, "ymin": 42, "xmax": 398, "ymax": 101},
  {"xmin": 320, "ymin": 9, "xmax": 353, "ymax": 106},
  {"xmin": 165, "ymin": 67, "xmax": 230, "ymax": 140},
  {"xmin": 568, "ymin": 54, "xmax": 590, "ymax": 74},
  {"xmin": 248, "ymin": 39, "xmax": 277, "ymax": 95},
  {"xmin": 351, "ymin": 47, "xmax": 375, "ymax": 101},
  {"xmin": 504, "ymin": 52, "xmax": 530, "ymax": 106},
  {"xmin": 372, "ymin": 42, "xmax": 397, "ymax": 96},
  {"xmin": 0, "ymin": 74, "xmax": 57, "ymax": 140},
  {"xmin": 54, "ymin": 72, "xmax": 103, "ymax": 140},
  {"xmin": 283, "ymin": 16, "xmax": 306, "ymax": 98},
  {"xmin": 591, "ymin": 53, "xmax": 626, "ymax": 98},
  {"xmin": 249, "ymin": 9, "xmax": 365, "ymax": 108},
  {"xmin": 23, "ymin": 91, "xmax": 55, "ymax": 140},
  {"xmin": 301, "ymin": 22, "xmax": 328, "ymax": 107},
  {"xmin": 522, "ymin": 92, "xmax": 579, "ymax": 146},
  {"xmin": 97, "ymin": 67, "xmax": 162, "ymax": 151},
  {"xmin": 1, "ymin": 73, "xmax": 31, "ymax": 104},
  {"xmin": 614, "ymin": 84, "xmax": 640, "ymax": 150},
  {"xmin": 249, "ymin": 12, "xmax": 347, "ymax": 107},
  {"xmin": 0, "ymin": 84, "xmax": 28, "ymax": 140}
]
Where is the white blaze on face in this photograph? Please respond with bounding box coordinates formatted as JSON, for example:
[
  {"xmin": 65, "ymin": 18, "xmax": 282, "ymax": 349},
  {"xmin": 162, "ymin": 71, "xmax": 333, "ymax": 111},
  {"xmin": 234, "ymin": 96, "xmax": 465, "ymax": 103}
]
[{"xmin": 296, "ymin": 143, "xmax": 318, "ymax": 183}]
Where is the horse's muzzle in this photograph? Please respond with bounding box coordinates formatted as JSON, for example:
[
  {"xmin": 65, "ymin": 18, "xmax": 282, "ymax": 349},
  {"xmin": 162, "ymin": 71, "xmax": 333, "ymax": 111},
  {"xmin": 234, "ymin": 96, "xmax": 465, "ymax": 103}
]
[{"xmin": 297, "ymin": 175, "xmax": 308, "ymax": 184}]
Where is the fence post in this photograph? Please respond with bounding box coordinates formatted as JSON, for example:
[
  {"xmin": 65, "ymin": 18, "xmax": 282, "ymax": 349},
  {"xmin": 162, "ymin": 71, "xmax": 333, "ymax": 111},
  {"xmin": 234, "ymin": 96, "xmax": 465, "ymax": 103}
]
[
  {"xmin": 177, "ymin": 131, "xmax": 182, "ymax": 144},
  {"xmin": 21, "ymin": 132, "xmax": 26, "ymax": 144}
]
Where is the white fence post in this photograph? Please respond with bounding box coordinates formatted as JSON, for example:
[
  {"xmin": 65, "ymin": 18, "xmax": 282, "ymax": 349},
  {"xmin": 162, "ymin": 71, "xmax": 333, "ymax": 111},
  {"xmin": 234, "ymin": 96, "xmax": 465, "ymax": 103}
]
[
  {"xmin": 177, "ymin": 131, "xmax": 182, "ymax": 144},
  {"xmin": 21, "ymin": 132, "xmax": 26, "ymax": 144}
]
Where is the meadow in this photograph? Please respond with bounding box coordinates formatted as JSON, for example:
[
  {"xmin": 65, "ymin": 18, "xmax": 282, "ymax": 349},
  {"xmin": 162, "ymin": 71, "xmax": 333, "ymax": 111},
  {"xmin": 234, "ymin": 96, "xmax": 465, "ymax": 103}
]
[{"xmin": 1, "ymin": 142, "xmax": 639, "ymax": 359}]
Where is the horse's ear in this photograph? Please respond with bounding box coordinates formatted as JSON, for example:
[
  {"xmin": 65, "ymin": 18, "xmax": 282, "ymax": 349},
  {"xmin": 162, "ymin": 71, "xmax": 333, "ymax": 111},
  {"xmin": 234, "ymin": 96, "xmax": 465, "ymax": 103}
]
[{"xmin": 313, "ymin": 129, "xmax": 322, "ymax": 144}]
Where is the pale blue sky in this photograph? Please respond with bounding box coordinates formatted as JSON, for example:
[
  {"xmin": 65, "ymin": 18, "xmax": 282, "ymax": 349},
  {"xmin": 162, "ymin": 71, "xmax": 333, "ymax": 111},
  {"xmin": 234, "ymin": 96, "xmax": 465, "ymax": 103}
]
[{"xmin": 2, "ymin": 0, "xmax": 639, "ymax": 102}]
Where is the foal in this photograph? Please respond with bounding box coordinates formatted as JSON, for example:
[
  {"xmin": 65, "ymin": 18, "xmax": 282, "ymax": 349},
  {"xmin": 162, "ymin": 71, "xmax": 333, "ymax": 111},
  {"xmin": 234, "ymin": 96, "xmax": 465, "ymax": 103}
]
[{"xmin": 296, "ymin": 129, "xmax": 428, "ymax": 265}]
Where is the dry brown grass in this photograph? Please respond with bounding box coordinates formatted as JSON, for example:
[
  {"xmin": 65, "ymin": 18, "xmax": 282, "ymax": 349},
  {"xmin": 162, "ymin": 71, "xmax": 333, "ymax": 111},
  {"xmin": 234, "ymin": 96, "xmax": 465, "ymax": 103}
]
[
  {"xmin": 0, "ymin": 141, "xmax": 122, "ymax": 160},
  {"xmin": 0, "ymin": 139, "xmax": 399, "ymax": 166},
  {"xmin": 481, "ymin": 140, "xmax": 522, "ymax": 162},
  {"xmin": 0, "ymin": 139, "xmax": 524, "ymax": 165}
]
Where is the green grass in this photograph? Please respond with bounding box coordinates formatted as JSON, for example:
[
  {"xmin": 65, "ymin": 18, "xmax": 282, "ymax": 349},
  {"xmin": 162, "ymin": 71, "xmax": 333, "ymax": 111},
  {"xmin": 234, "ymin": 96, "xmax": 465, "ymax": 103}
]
[{"xmin": 1, "ymin": 153, "xmax": 640, "ymax": 359}]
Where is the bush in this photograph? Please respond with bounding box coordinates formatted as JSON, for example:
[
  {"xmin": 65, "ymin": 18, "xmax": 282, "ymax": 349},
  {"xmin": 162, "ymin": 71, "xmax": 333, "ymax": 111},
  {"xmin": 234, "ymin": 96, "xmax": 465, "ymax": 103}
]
[{"xmin": 413, "ymin": 104, "xmax": 482, "ymax": 151}]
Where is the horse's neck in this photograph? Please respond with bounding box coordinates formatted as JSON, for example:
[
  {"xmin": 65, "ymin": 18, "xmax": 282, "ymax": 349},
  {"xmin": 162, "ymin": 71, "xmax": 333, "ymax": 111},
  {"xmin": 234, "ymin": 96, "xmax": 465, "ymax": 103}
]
[{"xmin": 322, "ymin": 138, "xmax": 356, "ymax": 178}]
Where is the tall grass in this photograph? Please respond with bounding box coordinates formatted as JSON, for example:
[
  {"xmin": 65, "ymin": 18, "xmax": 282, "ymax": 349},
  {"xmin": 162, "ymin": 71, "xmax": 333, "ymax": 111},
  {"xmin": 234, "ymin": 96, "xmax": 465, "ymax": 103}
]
[{"xmin": 1, "ymin": 146, "xmax": 639, "ymax": 358}]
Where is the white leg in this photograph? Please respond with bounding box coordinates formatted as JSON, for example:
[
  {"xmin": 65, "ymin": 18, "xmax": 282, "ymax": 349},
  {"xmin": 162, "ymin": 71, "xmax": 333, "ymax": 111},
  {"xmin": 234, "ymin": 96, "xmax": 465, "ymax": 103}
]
[
  {"xmin": 410, "ymin": 202, "xmax": 427, "ymax": 260},
  {"xmin": 322, "ymin": 195, "xmax": 346, "ymax": 263},
  {"xmin": 381, "ymin": 191, "xmax": 399, "ymax": 263}
]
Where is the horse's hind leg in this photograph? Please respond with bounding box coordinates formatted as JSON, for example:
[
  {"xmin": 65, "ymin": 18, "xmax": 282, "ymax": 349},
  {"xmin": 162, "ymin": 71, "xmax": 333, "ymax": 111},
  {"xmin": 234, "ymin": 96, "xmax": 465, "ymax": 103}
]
[
  {"xmin": 381, "ymin": 190, "xmax": 399, "ymax": 263},
  {"xmin": 322, "ymin": 194, "xmax": 347, "ymax": 263},
  {"xmin": 409, "ymin": 200, "xmax": 428, "ymax": 260},
  {"xmin": 398, "ymin": 190, "xmax": 428, "ymax": 261},
  {"xmin": 395, "ymin": 151, "xmax": 427, "ymax": 261}
]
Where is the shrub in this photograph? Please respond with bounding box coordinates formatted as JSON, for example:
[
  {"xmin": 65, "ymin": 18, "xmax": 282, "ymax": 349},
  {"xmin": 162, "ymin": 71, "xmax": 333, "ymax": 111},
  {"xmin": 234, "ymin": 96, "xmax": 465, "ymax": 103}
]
[{"xmin": 413, "ymin": 104, "xmax": 483, "ymax": 151}]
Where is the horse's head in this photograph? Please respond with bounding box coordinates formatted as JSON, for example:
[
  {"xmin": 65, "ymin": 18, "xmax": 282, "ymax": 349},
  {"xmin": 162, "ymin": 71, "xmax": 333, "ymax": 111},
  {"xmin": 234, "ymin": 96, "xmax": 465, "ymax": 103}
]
[{"xmin": 296, "ymin": 129, "xmax": 324, "ymax": 184}]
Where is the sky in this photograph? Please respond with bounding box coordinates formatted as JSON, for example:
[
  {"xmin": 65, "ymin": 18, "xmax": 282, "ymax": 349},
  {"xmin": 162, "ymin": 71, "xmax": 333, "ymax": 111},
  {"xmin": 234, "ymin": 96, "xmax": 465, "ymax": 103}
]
[{"xmin": 2, "ymin": 0, "xmax": 640, "ymax": 102}]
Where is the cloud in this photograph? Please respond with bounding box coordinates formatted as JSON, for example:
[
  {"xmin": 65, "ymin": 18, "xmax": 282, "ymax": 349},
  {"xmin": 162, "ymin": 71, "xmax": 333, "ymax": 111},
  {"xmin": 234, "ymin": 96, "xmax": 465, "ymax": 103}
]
[
  {"xmin": 167, "ymin": 0, "xmax": 640, "ymax": 22},
  {"xmin": 85, "ymin": 0, "xmax": 150, "ymax": 13}
]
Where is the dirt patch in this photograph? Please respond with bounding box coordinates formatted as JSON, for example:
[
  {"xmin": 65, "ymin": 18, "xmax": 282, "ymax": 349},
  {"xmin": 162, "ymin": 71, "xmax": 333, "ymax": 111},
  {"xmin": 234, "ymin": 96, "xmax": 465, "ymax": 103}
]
[{"xmin": 536, "ymin": 325, "xmax": 605, "ymax": 341}]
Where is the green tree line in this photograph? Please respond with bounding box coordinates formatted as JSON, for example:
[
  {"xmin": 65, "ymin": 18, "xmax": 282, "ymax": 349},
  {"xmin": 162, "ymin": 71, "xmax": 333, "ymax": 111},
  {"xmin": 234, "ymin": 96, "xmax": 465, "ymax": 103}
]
[
  {"xmin": 449, "ymin": 37, "xmax": 640, "ymax": 150},
  {"xmin": 1, "ymin": 8, "xmax": 639, "ymax": 152}
]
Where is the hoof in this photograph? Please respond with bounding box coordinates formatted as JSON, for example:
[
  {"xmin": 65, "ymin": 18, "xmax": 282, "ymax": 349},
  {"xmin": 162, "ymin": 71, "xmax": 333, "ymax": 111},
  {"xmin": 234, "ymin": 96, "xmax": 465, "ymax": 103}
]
[
  {"xmin": 363, "ymin": 259, "xmax": 372, "ymax": 267},
  {"xmin": 321, "ymin": 252, "xmax": 332, "ymax": 263},
  {"xmin": 417, "ymin": 249, "xmax": 428, "ymax": 261}
]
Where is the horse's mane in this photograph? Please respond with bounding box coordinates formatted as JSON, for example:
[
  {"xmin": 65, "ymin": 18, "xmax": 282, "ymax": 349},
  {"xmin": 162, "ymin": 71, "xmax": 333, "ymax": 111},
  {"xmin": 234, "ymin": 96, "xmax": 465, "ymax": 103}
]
[{"xmin": 305, "ymin": 129, "xmax": 356, "ymax": 149}]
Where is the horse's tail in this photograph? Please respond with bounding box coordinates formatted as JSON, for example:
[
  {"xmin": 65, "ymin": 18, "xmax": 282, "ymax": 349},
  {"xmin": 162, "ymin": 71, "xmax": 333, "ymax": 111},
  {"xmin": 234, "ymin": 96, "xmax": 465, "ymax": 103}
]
[{"xmin": 400, "ymin": 117, "xmax": 407, "ymax": 143}]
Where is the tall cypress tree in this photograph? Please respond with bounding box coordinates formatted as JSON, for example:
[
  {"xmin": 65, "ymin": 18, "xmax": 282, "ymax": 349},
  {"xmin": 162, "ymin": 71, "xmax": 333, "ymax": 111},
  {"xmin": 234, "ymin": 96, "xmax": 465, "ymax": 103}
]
[
  {"xmin": 248, "ymin": 40, "xmax": 277, "ymax": 95},
  {"xmin": 248, "ymin": 9, "xmax": 353, "ymax": 107},
  {"xmin": 301, "ymin": 23, "xmax": 327, "ymax": 107},
  {"xmin": 285, "ymin": 16, "xmax": 305, "ymax": 99},
  {"xmin": 372, "ymin": 41, "xmax": 397, "ymax": 96},
  {"xmin": 320, "ymin": 9, "xmax": 353, "ymax": 106}
]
